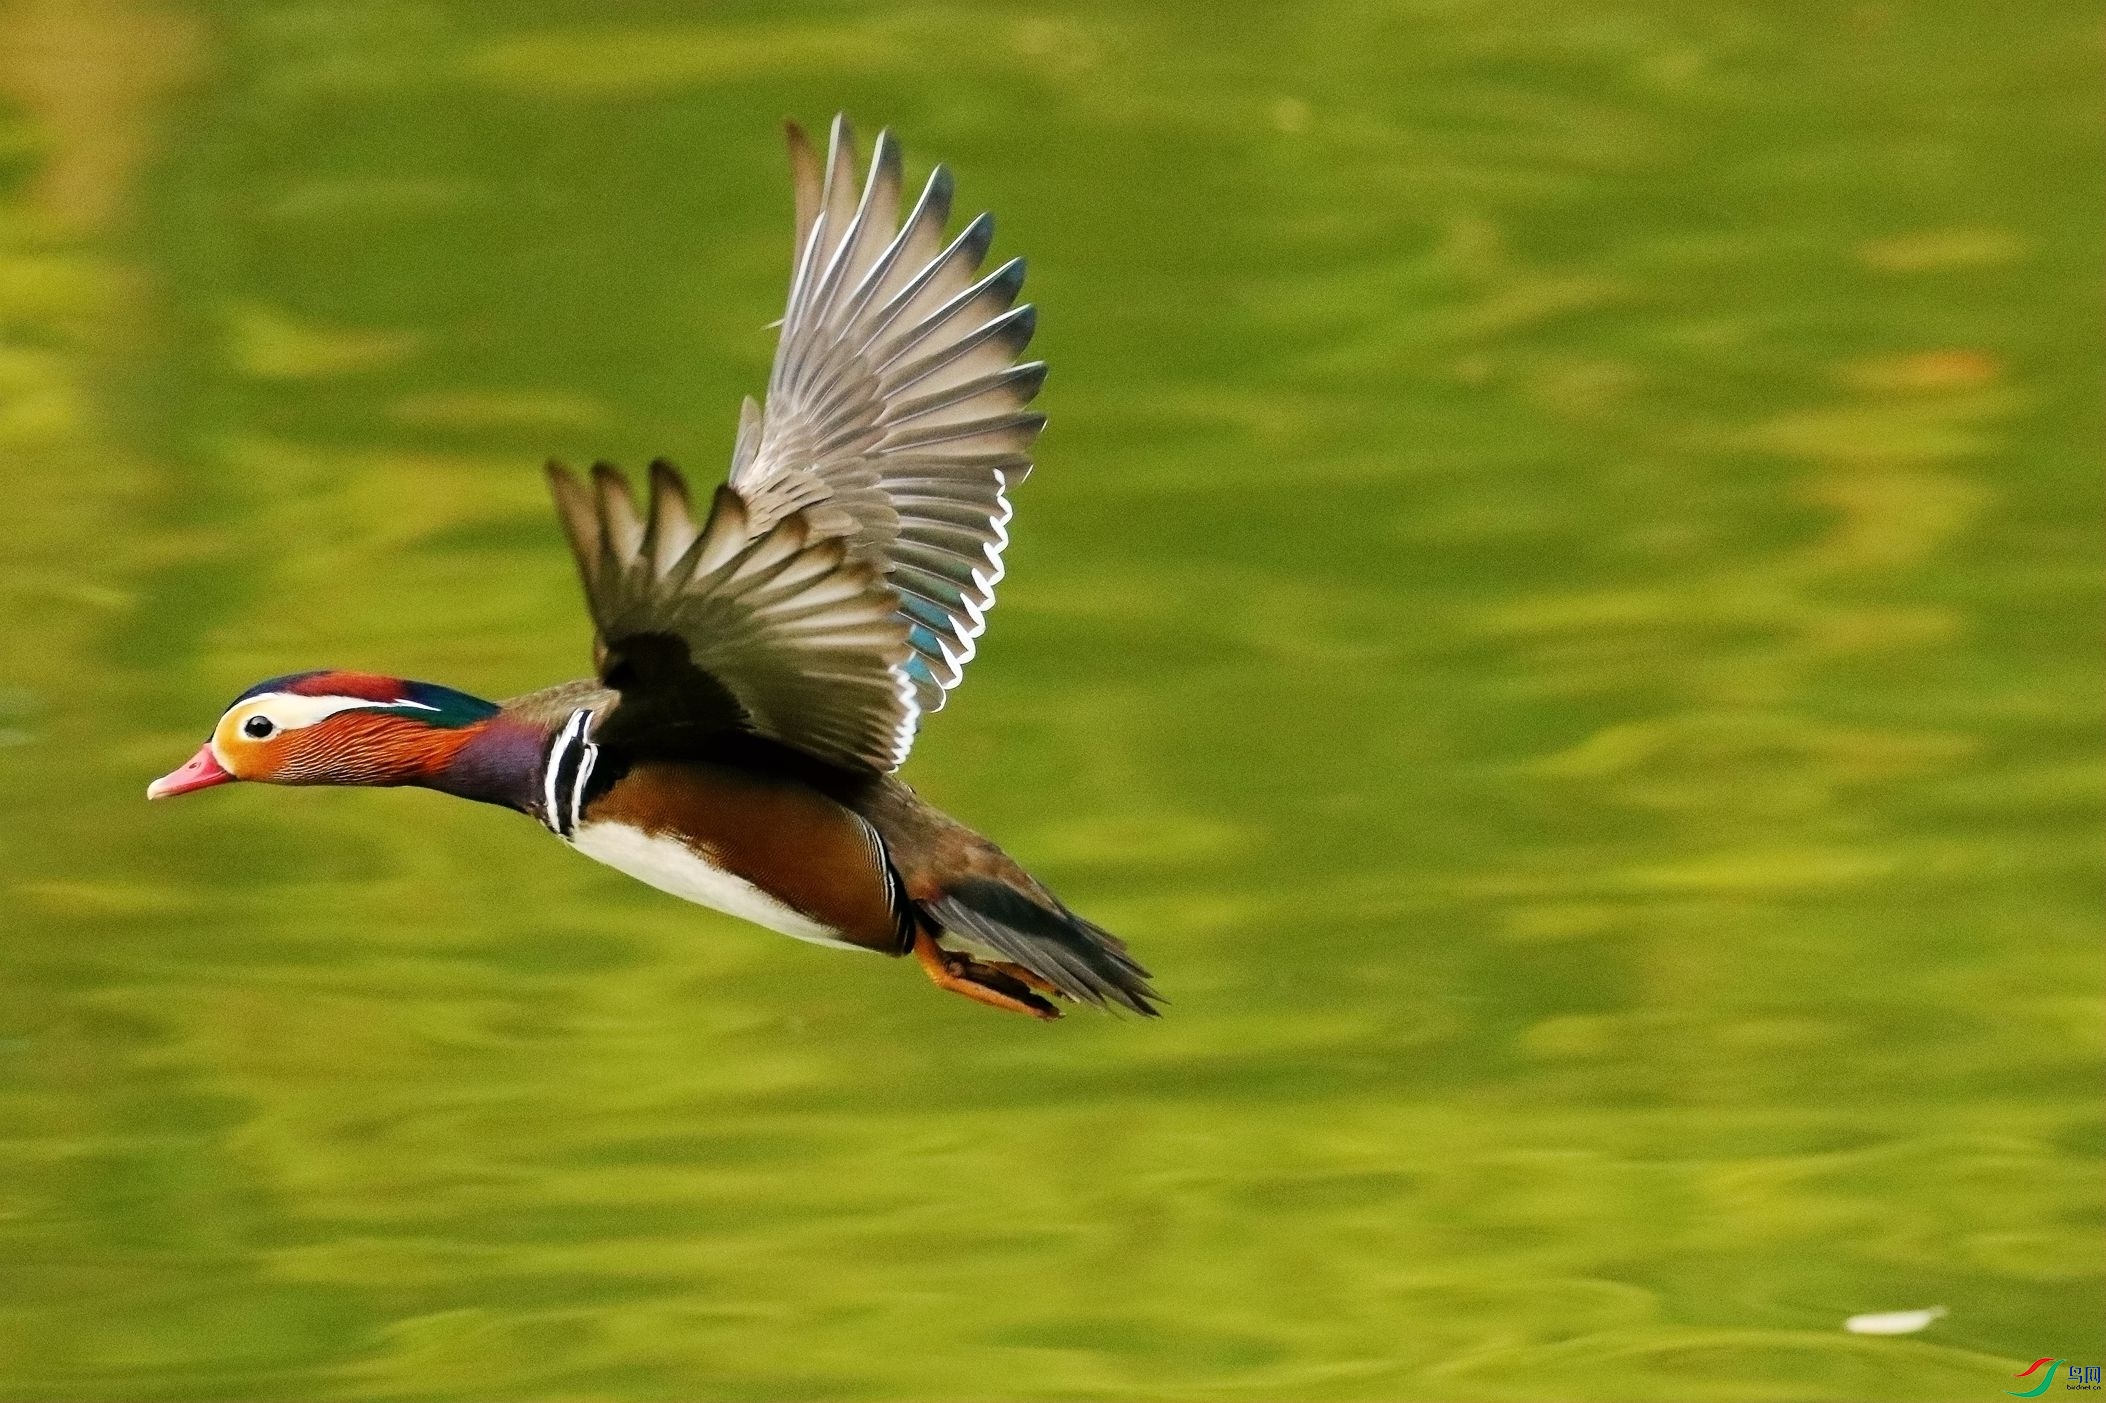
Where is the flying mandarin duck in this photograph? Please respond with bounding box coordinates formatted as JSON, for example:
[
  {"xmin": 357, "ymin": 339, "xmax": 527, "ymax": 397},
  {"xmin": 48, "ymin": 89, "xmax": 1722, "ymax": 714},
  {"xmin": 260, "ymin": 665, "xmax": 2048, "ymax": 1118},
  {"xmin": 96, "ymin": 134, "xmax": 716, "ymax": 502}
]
[{"xmin": 148, "ymin": 116, "xmax": 1158, "ymax": 1020}]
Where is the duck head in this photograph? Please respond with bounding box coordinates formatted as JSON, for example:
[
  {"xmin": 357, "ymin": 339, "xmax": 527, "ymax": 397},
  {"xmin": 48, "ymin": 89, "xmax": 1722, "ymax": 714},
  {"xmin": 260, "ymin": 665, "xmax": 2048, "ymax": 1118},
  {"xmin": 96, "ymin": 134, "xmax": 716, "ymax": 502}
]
[{"xmin": 149, "ymin": 670, "xmax": 504, "ymax": 800}]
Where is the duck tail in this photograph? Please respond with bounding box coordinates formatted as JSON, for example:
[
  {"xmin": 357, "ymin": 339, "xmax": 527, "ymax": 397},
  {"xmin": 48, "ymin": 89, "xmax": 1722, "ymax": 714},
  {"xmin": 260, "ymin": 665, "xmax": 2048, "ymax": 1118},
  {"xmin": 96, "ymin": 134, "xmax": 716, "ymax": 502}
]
[{"xmin": 924, "ymin": 876, "xmax": 1161, "ymax": 1017}]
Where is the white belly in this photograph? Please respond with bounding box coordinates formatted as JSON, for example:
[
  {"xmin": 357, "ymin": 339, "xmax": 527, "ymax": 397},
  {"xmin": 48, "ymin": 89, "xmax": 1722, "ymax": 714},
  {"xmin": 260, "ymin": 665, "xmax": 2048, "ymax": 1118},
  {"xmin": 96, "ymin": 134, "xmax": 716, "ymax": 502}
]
[{"xmin": 568, "ymin": 821, "xmax": 866, "ymax": 951}]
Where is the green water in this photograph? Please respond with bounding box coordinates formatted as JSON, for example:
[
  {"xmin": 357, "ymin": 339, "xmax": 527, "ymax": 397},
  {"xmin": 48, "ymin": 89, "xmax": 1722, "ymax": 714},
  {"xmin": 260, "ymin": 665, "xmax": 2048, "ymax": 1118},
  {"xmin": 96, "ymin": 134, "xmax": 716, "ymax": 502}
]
[{"xmin": 2, "ymin": 2, "xmax": 2100, "ymax": 1399}]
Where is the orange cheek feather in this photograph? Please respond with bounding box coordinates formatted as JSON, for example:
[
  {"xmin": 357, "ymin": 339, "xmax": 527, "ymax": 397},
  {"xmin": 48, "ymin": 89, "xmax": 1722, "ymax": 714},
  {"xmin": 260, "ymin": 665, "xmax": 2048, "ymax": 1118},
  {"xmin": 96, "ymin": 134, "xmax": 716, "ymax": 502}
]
[{"xmin": 259, "ymin": 713, "xmax": 480, "ymax": 786}]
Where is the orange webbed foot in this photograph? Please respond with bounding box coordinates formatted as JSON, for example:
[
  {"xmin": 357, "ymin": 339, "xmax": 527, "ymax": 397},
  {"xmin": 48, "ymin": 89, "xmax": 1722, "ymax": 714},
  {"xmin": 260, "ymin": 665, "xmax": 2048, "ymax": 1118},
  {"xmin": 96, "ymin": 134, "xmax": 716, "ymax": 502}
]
[{"xmin": 913, "ymin": 930, "xmax": 1063, "ymax": 1020}]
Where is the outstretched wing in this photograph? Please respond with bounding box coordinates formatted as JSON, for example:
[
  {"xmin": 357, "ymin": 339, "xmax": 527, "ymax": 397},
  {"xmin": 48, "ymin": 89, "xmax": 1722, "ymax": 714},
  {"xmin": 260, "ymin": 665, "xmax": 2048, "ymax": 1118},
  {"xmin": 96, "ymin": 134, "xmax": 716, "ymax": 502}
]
[
  {"xmin": 731, "ymin": 114, "xmax": 1044, "ymax": 718},
  {"xmin": 547, "ymin": 459, "xmax": 918, "ymax": 774}
]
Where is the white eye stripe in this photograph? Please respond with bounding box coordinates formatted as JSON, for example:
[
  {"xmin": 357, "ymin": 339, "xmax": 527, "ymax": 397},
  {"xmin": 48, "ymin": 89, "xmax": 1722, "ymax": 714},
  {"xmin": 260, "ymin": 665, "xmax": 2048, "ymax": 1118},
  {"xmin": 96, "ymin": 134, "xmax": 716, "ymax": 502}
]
[{"xmin": 230, "ymin": 692, "xmax": 438, "ymax": 733}]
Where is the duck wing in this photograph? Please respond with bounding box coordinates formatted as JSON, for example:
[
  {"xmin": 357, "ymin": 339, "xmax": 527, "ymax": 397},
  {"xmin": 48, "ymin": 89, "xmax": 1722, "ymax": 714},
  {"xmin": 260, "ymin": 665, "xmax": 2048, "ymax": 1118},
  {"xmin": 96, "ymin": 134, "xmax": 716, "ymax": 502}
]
[
  {"xmin": 729, "ymin": 114, "xmax": 1044, "ymax": 723},
  {"xmin": 546, "ymin": 460, "xmax": 917, "ymax": 774}
]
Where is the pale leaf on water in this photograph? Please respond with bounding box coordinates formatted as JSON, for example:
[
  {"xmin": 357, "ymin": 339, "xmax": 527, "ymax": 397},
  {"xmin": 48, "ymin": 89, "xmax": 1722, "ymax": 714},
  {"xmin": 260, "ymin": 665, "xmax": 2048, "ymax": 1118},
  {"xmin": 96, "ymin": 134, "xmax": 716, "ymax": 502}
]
[{"xmin": 1844, "ymin": 1306, "xmax": 1947, "ymax": 1336}]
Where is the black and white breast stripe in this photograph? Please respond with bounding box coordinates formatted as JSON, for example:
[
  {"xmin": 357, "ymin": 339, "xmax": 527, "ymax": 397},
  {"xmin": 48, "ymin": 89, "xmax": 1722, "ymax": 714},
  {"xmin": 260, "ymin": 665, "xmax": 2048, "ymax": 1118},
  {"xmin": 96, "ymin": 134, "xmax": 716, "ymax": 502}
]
[{"xmin": 540, "ymin": 708, "xmax": 599, "ymax": 839}]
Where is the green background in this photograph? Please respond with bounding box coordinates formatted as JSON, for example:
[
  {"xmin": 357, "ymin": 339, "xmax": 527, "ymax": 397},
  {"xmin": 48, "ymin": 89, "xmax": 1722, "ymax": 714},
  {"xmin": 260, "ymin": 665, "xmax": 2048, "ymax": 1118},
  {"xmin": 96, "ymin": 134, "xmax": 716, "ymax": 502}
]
[{"xmin": 1, "ymin": 1, "xmax": 2100, "ymax": 1399}]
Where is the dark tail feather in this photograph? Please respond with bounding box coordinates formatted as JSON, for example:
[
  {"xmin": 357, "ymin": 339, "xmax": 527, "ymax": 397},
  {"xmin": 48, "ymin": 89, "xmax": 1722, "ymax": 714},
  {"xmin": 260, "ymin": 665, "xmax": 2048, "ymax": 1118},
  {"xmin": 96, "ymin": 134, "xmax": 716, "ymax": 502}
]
[{"xmin": 925, "ymin": 878, "xmax": 1161, "ymax": 1016}]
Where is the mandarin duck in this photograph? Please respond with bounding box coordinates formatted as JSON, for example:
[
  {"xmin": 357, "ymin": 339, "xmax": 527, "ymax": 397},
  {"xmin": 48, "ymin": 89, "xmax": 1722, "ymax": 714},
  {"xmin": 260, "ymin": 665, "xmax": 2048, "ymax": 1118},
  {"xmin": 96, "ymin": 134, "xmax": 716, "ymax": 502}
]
[{"xmin": 147, "ymin": 116, "xmax": 1158, "ymax": 1020}]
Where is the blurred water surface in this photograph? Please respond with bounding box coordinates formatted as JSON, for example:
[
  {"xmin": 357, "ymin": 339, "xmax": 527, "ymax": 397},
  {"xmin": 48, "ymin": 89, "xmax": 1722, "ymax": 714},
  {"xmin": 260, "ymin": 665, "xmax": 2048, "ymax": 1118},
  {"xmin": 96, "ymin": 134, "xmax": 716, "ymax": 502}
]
[{"xmin": 1, "ymin": 1, "xmax": 2100, "ymax": 1399}]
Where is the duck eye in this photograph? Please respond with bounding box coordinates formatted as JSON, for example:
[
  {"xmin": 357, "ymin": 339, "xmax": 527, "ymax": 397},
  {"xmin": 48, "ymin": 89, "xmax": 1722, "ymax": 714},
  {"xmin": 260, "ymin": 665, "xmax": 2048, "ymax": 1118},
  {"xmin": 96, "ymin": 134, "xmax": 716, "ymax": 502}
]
[{"xmin": 243, "ymin": 715, "xmax": 276, "ymax": 739}]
